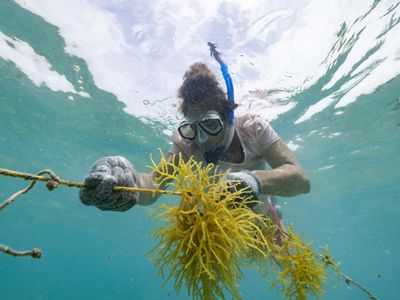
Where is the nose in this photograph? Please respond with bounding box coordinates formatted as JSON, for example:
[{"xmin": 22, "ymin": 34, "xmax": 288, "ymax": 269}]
[{"xmin": 196, "ymin": 127, "xmax": 209, "ymax": 144}]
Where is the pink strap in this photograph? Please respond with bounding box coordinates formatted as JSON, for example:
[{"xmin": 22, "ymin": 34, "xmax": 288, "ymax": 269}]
[{"xmin": 267, "ymin": 197, "xmax": 283, "ymax": 231}]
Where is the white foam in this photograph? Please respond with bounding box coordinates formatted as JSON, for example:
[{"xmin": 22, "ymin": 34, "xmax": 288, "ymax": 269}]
[
  {"xmin": 336, "ymin": 57, "xmax": 400, "ymax": 108},
  {"xmin": 295, "ymin": 0, "xmax": 400, "ymax": 120},
  {"xmin": 318, "ymin": 165, "xmax": 335, "ymax": 171},
  {"xmin": 0, "ymin": 31, "xmax": 85, "ymax": 97},
  {"xmin": 14, "ymin": 0, "xmax": 400, "ymax": 126},
  {"xmin": 14, "ymin": 0, "xmax": 325, "ymax": 122},
  {"xmin": 236, "ymin": 0, "xmax": 366, "ymax": 93},
  {"xmin": 15, "ymin": 0, "xmax": 158, "ymax": 113},
  {"xmin": 295, "ymin": 96, "xmax": 336, "ymax": 124},
  {"xmin": 287, "ymin": 140, "xmax": 299, "ymax": 151},
  {"xmin": 323, "ymin": 0, "xmax": 399, "ymax": 91}
]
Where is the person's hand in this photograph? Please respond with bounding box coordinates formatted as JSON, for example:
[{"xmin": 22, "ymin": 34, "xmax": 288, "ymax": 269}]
[
  {"xmin": 79, "ymin": 156, "xmax": 139, "ymax": 211},
  {"xmin": 225, "ymin": 171, "xmax": 262, "ymax": 207}
]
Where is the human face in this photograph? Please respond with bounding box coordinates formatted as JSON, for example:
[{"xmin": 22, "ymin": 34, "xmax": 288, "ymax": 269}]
[{"xmin": 178, "ymin": 110, "xmax": 225, "ymax": 146}]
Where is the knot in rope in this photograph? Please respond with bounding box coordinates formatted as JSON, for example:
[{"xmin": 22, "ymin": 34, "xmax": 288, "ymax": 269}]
[
  {"xmin": 42, "ymin": 170, "xmax": 60, "ymax": 191},
  {"xmin": 31, "ymin": 248, "xmax": 42, "ymax": 259}
]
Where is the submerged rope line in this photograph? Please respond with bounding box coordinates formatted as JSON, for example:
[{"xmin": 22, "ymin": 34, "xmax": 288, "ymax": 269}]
[
  {"xmin": 0, "ymin": 167, "xmax": 182, "ymax": 197},
  {"xmin": 0, "ymin": 169, "xmax": 59, "ymax": 211},
  {"xmin": 275, "ymin": 228, "xmax": 380, "ymax": 300},
  {"xmin": 0, "ymin": 166, "xmax": 180, "ymax": 260},
  {"xmin": 313, "ymin": 252, "xmax": 379, "ymax": 300},
  {"xmin": 0, "ymin": 244, "xmax": 42, "ymax": 259},
  {"xmin": 0, "ymin": 169, "xmax": 58, "ymax": 258}
]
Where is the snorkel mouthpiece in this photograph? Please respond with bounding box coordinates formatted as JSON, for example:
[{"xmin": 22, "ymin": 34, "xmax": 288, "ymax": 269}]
[{"xmin": 204, "ymin": 147, "xmax": 226, "ymax": 165}]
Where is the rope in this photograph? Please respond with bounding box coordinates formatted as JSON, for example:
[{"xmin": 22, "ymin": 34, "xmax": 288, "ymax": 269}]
[
  {"xmin": 314, "ymin": 252, "xmax": 380, "ymax": 300},
  {"xmin": 0, "ymin": 167, "xmax": 182, "ymax": 197},
  {"xmin": 0, "ymin": 244, "xmax": 42, "ymax": 259},
  {"xmin": 0, "ymin": 169, "xmax": 59, "ymax": 211},
  {"xmin": 0, "ymin": 166, "xmax": 181, "ymax": 260}
]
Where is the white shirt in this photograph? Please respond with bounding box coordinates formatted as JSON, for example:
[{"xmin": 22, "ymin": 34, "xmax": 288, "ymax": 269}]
[{"xmin": 169, "ymin": 112, "xmax": 280, "ymax": 172}]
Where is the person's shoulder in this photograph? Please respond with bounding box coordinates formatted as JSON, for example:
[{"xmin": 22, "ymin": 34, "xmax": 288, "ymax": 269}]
[
  {"xmin": 235, "ymin": 112, "xmax": 271, "ymax": 129},
  {"xmin": 235, "ymin": 112, "xmax": 279, "ymax": 149}
]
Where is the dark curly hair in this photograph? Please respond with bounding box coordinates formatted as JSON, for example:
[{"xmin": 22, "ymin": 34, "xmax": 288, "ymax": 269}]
[{"xmin": 178, "ymin": 62, "xmax": 237, "ymax": 118}]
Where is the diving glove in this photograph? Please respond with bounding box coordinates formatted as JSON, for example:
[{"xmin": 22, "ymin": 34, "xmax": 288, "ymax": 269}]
[
  {"xmin": 225, "ymin": 171, "xmax": 262, "ymax": 207},
  {"xmin": 79, "ymin": 156, "xmax": 139, "ymax": 211}
]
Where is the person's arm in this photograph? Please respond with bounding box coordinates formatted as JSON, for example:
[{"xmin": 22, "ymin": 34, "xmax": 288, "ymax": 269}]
[
  {"xmin": 252, "ymin": 139, "xmax": 310, "ymax": 197},
  {"xmin": 137, "ymin": 152, "xmax": 179, "ymax": 206}
]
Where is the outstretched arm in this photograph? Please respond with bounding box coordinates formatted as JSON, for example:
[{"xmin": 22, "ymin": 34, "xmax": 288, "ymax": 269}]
[
  {"xmin": 252, "ymin": 139, "xmax": 310, "ymax": 197},
  {"xmin": 137, "ymin": 152, "xmax": 178, "ymax": 206}
]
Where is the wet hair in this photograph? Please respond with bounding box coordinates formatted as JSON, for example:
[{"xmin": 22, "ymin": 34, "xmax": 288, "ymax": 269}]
[{"xmin": 178, "ymin": 62, "xmax": 238, "ymax": 118}]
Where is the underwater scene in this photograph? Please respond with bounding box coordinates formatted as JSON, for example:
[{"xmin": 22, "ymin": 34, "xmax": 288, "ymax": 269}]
[{"xmin": 1, "ymin": 0, "xmax": 400, "ymax": 299}]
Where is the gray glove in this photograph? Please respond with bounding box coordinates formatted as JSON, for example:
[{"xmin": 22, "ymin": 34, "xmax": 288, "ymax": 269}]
[
  {"xmin": 225, "ymin": 171, "xmax": 262, "ymax": 207},
  {"xmin": 79, "ymin": 156, "xmax": 139, "ymax": 211}
]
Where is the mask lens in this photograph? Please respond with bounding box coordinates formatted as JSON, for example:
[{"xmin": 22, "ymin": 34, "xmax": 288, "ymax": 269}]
[
  {"xmin": 178, "ymin": 123, "xmax": 196, "ymax": 140},
  {"xmin": 200, "ymin": 118, "xmax": 223, "ymax": 135}
]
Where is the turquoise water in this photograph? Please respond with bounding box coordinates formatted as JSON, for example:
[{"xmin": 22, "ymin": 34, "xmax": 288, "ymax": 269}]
[{"xmin": 1, "ymin": 1, "xmax": 400, "ymax": 299}]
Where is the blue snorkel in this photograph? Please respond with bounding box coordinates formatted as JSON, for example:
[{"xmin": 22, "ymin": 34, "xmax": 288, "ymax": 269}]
[
  {"xmin": 207, "ymin": 42, "xmax": 235, "ymax": 125},
  {"xmin": 202, "ymin": 42, "xmax": 235, "ymax": 164}
]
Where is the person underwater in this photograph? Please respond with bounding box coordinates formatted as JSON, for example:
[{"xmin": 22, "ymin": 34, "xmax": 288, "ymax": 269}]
[{"xmin": 79, "ymin": 46, "xmax": 310, "ymax": 228}]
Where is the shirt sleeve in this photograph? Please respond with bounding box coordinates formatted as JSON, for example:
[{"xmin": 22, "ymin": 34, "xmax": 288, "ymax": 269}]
[{"xmin": 246, "ymin": 114, "xmax": 280, "ymax": 153}]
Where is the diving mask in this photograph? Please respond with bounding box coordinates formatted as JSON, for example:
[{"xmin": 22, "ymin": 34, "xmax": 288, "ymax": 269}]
[{"xmin": 178, "ymin": 111, "xmax": 224, "ymax": 141}]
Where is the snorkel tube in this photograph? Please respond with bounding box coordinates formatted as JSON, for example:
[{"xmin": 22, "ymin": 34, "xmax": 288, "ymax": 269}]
[
  {"xmin": 207, "ymin": 42, "xmax": 235, "ymax": 125},
  {"xmin": 203, "ymin": 42, "xmax": 235, "ymax": 164}
]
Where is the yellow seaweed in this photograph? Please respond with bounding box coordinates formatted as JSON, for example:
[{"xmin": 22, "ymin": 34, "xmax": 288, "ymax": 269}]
[
  {"xmin": 269, "ymin": 227, "xmax": 327, "ymax": 299},
  {"xmin": 148, "ymin": 151, "xmax": 329, "ymax": 300}
]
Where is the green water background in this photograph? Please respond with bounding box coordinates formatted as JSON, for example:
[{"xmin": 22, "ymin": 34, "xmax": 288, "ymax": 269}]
[{"xmin": 1, "ymin": 1, "xmax": 400, "ymax": 299}]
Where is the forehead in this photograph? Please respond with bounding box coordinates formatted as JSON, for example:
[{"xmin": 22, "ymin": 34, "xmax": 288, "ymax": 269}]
[
  {"xmin": 185, "ymin": 109, "xmax": 221, "ymax": 120},
  {"xmin": 185, "ymin": 103, "xmax": 222, "ymax": 117}
]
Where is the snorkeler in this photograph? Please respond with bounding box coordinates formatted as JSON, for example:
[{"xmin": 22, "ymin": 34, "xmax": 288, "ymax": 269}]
[{"xmin": 79, "ymin": 46, "xmax": 310, "ymax": 222}]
